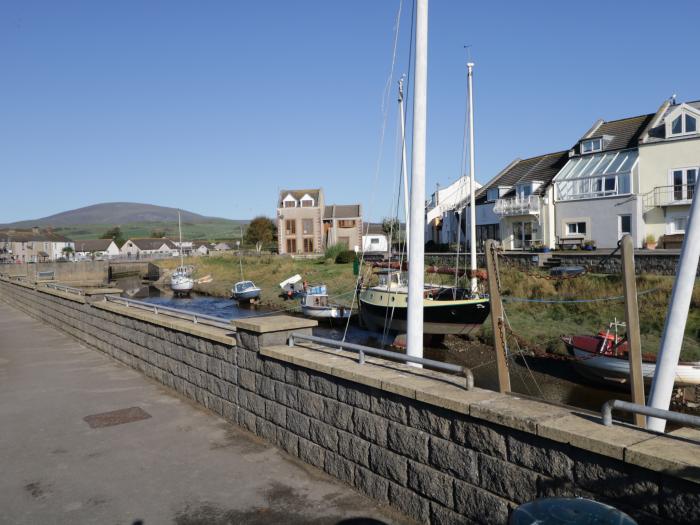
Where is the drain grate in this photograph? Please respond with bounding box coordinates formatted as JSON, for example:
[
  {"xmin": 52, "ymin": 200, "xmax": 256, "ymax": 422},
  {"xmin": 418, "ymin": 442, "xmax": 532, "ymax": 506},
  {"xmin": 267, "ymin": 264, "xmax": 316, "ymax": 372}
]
[{"xmin": 83, "ymin": 407, "xmax": 152, "ymax": 428}]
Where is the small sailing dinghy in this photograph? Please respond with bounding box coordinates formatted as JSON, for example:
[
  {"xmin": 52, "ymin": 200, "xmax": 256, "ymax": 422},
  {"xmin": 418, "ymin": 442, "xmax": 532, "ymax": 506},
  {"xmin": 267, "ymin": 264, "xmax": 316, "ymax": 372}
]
[
  {"xmin": 170, "ymin": 211, "xmax": 194, "ymax": 296},
  {"xmin": 231, "ymin": 246, "xmax": 261, "ymax": 302},
  {"xmin": 562, "ymin": 320, "xmax": 700, "ymax": 387},
  {"xmin": 300, "ymin": 284, "xmax": 351, "ymax": 320}
]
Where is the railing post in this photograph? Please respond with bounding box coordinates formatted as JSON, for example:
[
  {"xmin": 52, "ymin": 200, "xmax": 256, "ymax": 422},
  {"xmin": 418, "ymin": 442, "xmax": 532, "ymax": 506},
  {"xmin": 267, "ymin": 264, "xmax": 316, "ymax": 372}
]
[
  {"xmin": 620, "ymin": 235, "xmax": 646, "ymax": 427},
  {"xmin": 287, "ymin": 334, "xmax": 295, "ymax": 347},
  {"xmin": 359, "ymin": 348, "xmax": 365, "ymax": 365}
]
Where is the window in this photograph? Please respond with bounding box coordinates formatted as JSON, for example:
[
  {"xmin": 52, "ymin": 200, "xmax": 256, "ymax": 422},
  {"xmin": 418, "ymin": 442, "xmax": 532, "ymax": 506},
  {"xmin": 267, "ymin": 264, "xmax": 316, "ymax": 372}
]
[
  {"xmin": 370, "ymin": 238, "xmax": 380, "ymax": 244},
  {"xmin": 302, "ymin": 219, "xmax": 314, "ymax": 235},
  {"xmin": 286, "ymin": 238, "xmax": 297, "ymax": 253},
  {"xmin": 619, "ymin": 215, "xmax": 632, "ymax": 237},
  {"xmin": 687, "ymin": 114, "xmax": 697, "ymax": 133},
  {"xmin": 283, "ymin": 200, "xmax": 296, "ymax": 208},
  {"xmin": 673, "ymin": 217, "xmax": 687, "ymax": 233},
  {"xmin": 670, "ymin": 112, "xmax": 698, "ymax": 136},
  {"xmin": 581, "ymin": 138, "xmax": 602, "ymax": 154},
  {"xmin": 517, "ymin": 184, "xmax": 532, "ymax": 199},
  {"xmin": 303, "ymin": 238, "xmax": 314, "ymax": 252},
  {"xmin": 338, "ymin": 220, "xmax": 356, "ymax": 228},
  {"xmin": 301, "ymin": 200, "xmax": 314, "ymax": 208},
  {"xmin": 566, "ymin": 222, "xmax": 586, "ymax": 235},
  {"xmin": 672, "ymin": 168, "xmax": 696, "ymax": 201},
  {"xmin": 285, "ymin": 219, "xmax": 296, "ymax": 235},
  {"xmin": 486, "ymin": 188, "xmax": 499, "ymax": 202}
]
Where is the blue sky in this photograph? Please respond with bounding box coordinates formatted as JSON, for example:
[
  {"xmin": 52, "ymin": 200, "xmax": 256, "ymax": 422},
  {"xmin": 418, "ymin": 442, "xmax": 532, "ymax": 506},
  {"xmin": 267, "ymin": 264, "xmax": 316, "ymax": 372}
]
[{"xmin": 2, "ymin": 1, "xmax": 699, "ymax": 224}]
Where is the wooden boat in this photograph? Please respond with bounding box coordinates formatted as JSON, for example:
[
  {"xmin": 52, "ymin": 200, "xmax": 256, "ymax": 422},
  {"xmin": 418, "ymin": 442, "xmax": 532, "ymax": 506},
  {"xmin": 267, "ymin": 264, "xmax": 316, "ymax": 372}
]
[
  {"xmin": 358, "ymin": 270, "xmax": 490, "ymax": 335},
  {"xmin": 300, "ymin": 285, "xmax": 351, "ymax": 320},
  {"xmin": 562, "ymin": 321, "xmax": 700, "ymax": 387},
  {"xmin": 232, "ymin": 280, "xmax": 261, "ymax": 302}
]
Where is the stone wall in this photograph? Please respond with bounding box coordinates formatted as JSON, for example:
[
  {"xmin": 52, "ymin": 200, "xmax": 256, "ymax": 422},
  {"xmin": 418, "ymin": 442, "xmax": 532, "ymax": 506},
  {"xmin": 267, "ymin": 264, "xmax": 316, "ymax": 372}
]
[
  {"xmin": 1, "ymin": 278, "xmax": 698, "ymax": 525},
  {"xmin": 0, "ymin": 260, "xmax": 109, "ymax": 284}
]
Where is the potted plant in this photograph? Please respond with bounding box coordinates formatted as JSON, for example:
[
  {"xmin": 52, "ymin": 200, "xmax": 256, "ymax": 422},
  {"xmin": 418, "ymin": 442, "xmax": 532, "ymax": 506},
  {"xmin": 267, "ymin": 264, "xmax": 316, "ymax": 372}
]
[
  {"xmin": 644, "ymin": 234, "xmax": 657, "ymax": 250},
  {"xmin": 583, "ymin": 240, "xmax": 596, "ymax": 251}
]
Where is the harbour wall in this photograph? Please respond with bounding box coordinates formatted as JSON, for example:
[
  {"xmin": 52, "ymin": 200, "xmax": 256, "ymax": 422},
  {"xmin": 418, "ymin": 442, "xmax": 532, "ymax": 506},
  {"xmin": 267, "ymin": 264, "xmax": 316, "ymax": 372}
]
[{"xmin": 0, "ymin": 277, "xmax": 698, "ymax": 525}]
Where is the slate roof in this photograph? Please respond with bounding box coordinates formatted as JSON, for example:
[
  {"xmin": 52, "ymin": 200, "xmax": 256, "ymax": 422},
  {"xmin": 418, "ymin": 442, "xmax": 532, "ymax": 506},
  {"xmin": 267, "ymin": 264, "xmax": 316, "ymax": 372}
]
[
  {"xmin": 278, "ymin": 189, "xmax": 321, "ymax": 206},
  {"xmin": 0, "ymin": 229, "xmax": 72, "ymax": 243},
  {"xmin": 126, "ymin": 238, "xmax": 176, "ymax": 250},
  {"xmin": 364, "ymin": 223, "xmax": 386, "ymax": 235},
  {"xmin": 576, "ymin": 113, "xmax": 655, "ymax": 154},
  {"xmin": 323, "ymin": 204, "xmax": 361, "ymax": 219},
  {"xmin": 500, "ymin": 151, "xmax": 570, "ymax": 198},
  {"xmin": 73, "ymin": 239, "xmax": 115, "ymax": 252}
]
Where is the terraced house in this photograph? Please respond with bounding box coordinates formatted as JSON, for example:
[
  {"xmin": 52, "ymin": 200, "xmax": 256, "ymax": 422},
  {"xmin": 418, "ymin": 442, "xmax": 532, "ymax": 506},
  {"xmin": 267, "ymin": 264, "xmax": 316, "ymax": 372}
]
[{"xmin": 0, "ymin": 227, "xmax": 74, "ymax": 263}]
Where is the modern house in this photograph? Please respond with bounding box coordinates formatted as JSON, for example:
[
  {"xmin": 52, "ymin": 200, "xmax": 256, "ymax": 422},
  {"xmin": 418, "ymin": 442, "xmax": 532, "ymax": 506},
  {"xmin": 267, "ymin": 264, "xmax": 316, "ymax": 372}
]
[
  {"xmin": 323, "ymin": 204, "xmax": 363, "ymax": 252},
  {"xmin": 638, "ymin": 98, "xmax": 700, "ymax": 248},
  {"xmin": 551, "ymin": 113, "xmax": 655, "ymax": 249},
  {"xmin": 192, "ymin": 241, "xmax": 211, "ymax": 256},
  {"xmin": 0, "ymin": 227, "xmax": 75, "ymax": 263},
  {"xmin": 74, "ymin": 239, "xmax": 120, "ymax": 259},
  {"xmin": 120, "ymin": 238, "xmax": 178, "ymax": 258},
  {"xmin": 491, "ymin": 151, "xmax": 569, "ymax": 250},
  {"xmin": 277, "ymin": 189, "xmax": 363, "ymax": 254},
  {"xmin": 425, "ymin": 175, "xmax": 481, "ymax": 245}
]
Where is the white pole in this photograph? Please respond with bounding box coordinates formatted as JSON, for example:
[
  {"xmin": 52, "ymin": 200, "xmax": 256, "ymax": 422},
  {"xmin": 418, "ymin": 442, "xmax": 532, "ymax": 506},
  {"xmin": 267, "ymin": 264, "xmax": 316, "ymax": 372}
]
[
  {"xmin": 407, "ymin": 0, "xmax": 428, "ymax": 364},
  {"xmin": 647, "ymin": 192, "xmax": 700, "ymax": 432},
  {"xmin": 467, "ymin": 62, "xmax": 478, "ymax": 295},
  {"xmin": 178, "ymin": 211, "xmax": 184, "ymax": 267},
  {"xmin": 398, "ymin": 77, "xmax": 410, "ymax": 258}
]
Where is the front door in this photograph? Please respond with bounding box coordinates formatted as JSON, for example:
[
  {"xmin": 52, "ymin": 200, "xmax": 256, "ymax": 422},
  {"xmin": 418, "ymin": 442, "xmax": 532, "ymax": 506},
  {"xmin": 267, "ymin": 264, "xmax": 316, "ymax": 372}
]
[{"xmin": 512, "ymin": 221, "xmax": 533, "ymax": 250}]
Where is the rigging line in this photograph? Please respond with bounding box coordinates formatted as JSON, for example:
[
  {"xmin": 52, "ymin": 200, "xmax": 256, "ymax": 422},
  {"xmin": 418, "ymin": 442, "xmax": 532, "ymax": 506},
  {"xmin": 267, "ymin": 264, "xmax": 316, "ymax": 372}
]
[
  {"xmin": 502, "ymin": 287, "xmax": 661, "ymax": 304},
  {"xmin": 502, "ymin": 307, "xmax": 545, "ymax": 399},
  {"xmin": 341, "ymin": 0, "xmax": 404, "ymax": 344}
]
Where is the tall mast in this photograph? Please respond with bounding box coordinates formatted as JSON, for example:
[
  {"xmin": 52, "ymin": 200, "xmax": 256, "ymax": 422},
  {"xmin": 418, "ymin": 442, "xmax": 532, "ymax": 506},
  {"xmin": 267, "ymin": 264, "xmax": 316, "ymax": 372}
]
[
  {"xmin": 178, "ymin": 210, "xmax": 184, "ymax": 267},
  {"xmin": 398, "ymin": 76, "xmax": 410, "ymax": 257},
  {"xmin": 467, "ymin": 62, "xmax": 477, "ymax": 295},
  {"xmin": 407, "ymin": 0, "xmax": 428, "ymax": 363}
]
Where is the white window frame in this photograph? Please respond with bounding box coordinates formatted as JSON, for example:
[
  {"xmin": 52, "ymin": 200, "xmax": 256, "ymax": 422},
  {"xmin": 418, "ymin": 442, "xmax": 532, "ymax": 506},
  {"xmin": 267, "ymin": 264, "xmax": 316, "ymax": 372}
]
[
  {"xmin": 666, "ymin": 105, "xmax": 700, "ymax": 137},
  {"xmin": 565, "ymin": 221, "xmax": 587, "ymax": 236},
  {"xmin": 580, "ymin": 138, "xmax": 603, "ymax": 154},
  {"xmin": 282, "ymin": 193, "xmax": 297, "ymax": 208},
  {"xmin": 486, "ymin": 188, "xmax": 499, "ymax": 202},
  {"xmin": 299, "ymin": 193, "xmax": 315, "ymax": 207},
  {"xmin": 618, "ymin": 214, "xmax": 632, "ymax": 240},
  {"xmin": 668, "ymin": 167, "xmax": 697, "ymax": 202}
]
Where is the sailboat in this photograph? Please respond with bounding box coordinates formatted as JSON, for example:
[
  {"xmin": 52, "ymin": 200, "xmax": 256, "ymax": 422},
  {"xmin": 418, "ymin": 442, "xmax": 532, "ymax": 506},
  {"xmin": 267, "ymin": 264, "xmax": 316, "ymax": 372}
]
[
  {"xmin": 231, "ymin": 242, "xmax": 261, "ymax": 302},
  {"xmin": 170, "ymin": 211, "xmax": 195, "ymax": 296},
  {"xmin": 358, "ymin": 26, "xmax": 490, "ymax": 336}
]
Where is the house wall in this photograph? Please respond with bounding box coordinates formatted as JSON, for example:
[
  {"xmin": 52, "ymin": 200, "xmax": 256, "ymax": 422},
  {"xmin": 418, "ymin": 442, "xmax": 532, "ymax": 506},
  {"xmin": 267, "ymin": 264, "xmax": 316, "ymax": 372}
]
[
  {"xmin": 278, "ymin": 206, "xmax": 323, "ymax": 255},
  {"xmin": 362, "ymin": 235, "xmax": 388, "ymax": 252},
  {"xmin": 639, "ymin": 137, "xmax": 700, "ymax": 241},
  {"xmin": 120, "ymin": 241, "xmax": 141, "ymax": 257},
  {"xmin": 554, "ymin": 195, "xmax": 642, "ymax": 249}
]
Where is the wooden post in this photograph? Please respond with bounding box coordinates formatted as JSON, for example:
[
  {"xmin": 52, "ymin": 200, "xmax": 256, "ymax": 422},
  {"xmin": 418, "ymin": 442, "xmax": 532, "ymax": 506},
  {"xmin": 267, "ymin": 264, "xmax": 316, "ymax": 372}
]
[
  {"xmin": 485, "ymin": 240, "xmax": 511, "ymax": 393},
  {"xmin": 621, "ymin": 234, "xmax": 646, "ymax": 427}
]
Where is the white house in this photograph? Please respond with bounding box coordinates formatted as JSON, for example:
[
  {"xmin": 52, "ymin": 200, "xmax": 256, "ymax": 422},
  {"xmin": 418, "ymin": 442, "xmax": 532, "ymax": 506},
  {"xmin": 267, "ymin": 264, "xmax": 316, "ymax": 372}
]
[
  {"xmin": 74, "ymin": 239, "xmax": 120, "ymax": 259},
  {"xmin": 361, "ymin": 223, "xmax": 389, "ymax": 252},
  {"xmin": 0, "ymin": 227, "xmax": 75, "ymax": 262},
  {"xmin": 425, "ymin": 175, "xmax": 481, "ymax": 245},
  {"xmin": 120, "ymin": 238, "xmax": 178, "ymax": 258}
]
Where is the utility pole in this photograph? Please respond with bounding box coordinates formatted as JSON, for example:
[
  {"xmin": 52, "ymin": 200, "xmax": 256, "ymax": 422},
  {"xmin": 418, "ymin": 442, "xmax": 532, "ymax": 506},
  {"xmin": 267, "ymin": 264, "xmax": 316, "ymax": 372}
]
[
  {"xmin": 485, "ymin": 240, "xmax": 510, "ymax": 392},
  {"xmin": 620, "ymin": 234, "xmax": 645, "ymax": 427}
]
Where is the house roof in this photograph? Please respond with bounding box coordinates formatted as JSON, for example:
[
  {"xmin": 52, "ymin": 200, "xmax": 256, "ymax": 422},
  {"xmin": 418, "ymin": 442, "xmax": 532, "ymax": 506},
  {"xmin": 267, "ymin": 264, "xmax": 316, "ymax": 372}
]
[
  {"xmin": 324, "ymin": 204, "xmax": 361, "ymax": 219},
  {"xmin": 126, "ymin": 238, "xmax": 176, "ymax": 250},
  {"xmin": 0, "ymin": 228, "xmax": 72, "ymax": 243},
  {"xmin": 575, "ymin": 113, "xmax": 655, "ymax": 153},
  {"xmin": 74, "ymin": 239, "xmax": 115, "ymax": 252},
  {"xmin": 192, "ymin": 240, "xmax": 211, "ymax": 248},
  {"xmin": 364, "ymin": 223, "xmax": 386, "ymax": 235},
  {"xmin": 475, "ymin": 151, "xmax": 567, "ymax": 203},
  {"xmin": 643, "ymin": 100, "xmax": 700, "ymax": 143},
  {"xmin": 278, "ymin": 189, "xmax": 321, "ymax": 205}
]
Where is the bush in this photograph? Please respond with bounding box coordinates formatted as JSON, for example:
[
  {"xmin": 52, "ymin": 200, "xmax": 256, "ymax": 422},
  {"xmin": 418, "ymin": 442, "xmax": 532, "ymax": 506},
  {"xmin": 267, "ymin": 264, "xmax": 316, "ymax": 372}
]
[
  {"xmin": 335, "ymin": 250, "xmax": 356, "ymax": 264},
  {"xmin": 324, "ymin": 243, "xmax": 346, "ymax": 260}
]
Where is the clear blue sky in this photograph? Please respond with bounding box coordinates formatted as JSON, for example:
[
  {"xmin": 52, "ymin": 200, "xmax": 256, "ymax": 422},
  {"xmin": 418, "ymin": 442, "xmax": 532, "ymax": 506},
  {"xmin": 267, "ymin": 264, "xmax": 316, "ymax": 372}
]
[{"xmin": 2, "ymin": 1, "xmax": 699, "ymax": 224}]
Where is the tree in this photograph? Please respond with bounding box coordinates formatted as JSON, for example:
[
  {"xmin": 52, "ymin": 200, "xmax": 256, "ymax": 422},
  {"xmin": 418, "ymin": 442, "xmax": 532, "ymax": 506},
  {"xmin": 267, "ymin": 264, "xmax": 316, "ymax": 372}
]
[
  {"xmin": 62, "ymin": 246, "xmax": 74, "ymax": 259},
  {"xmin": 244, "ymin": 217, "xmax": 276, "ymax": 252},
  {"xmin": 150, "ymin": 229, "xmax": 167, "ymax": 238},
  {"xmin": 100, "ymin": 226, "xmax": 125, "ymax": 247},
  {"xmin": 382, "ymin": 217, "xmax": 401, "ymax": 236}
]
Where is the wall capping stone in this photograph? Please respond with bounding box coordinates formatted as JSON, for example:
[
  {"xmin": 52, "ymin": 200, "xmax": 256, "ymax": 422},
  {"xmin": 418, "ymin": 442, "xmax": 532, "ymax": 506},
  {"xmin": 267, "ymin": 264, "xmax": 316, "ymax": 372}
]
[{"xmin": 232, "ymin": 315, "xmax": 317, "ymax": 333}]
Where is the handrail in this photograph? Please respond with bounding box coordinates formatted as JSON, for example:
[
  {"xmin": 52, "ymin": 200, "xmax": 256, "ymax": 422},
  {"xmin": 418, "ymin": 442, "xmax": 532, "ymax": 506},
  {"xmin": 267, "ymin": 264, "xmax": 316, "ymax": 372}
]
[
  {"xmin": 601, "ymin": 399, "xmax": 700, "ymax": 428},
  {"xmin": 287, "ymin": 332, "xmax": 473, "ymax": 390},
  {"xmin": 45, "ymin": 283, "xmax": 85, "ymax": 296},
  {"xmin": 103, "ymin": 295, "xmax": 233, "ymax": 329}
]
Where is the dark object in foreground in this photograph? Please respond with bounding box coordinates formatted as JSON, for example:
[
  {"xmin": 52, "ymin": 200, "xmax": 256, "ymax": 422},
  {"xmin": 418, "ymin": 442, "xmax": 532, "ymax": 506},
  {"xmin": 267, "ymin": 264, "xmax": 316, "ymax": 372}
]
[
  {"xmin": 83, "ymin": 406, "xmax": 152, "ymax": 428},
  {"xmin": 510, "ymin": 497, "xmax": 637, "ymax": 524}
]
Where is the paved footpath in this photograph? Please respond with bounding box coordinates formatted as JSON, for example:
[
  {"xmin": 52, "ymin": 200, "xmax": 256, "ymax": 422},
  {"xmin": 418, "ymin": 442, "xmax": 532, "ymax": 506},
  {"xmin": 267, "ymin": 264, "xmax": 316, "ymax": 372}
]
[{"xmin": 0, "ymin": 301, "xmax": 410, "ymax": 525}]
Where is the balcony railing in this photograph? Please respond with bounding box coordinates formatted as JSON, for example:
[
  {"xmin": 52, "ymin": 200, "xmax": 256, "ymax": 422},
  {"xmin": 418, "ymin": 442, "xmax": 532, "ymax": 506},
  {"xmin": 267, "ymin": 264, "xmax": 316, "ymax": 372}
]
[
  {"xmin": 644, "ymin": 184, "xmax": 695, "ymax": 208},
  {"xmin": 493, "ymin": 195, "xmax": 541, "ymax": 216}
]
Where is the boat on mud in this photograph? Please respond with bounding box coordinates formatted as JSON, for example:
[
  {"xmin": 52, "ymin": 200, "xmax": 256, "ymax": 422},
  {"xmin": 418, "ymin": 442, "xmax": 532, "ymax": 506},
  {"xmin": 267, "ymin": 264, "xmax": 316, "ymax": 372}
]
[
  {"xmin": 300, "ymin": 284, "xmax": 351, "ymax": 320},
  {"xmin": 232, "ymin": 280, "xmax": 261, "ymax": 302},
  {"xmin": 562, "ymin": 321, "xmax": 700, "ymax": 387}
]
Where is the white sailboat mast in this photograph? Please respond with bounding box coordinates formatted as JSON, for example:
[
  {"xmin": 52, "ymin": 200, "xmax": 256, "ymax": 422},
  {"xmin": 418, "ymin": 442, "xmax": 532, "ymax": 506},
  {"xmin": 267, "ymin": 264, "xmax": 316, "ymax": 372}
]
[
  {"xmin": 407, "ymin": 0, "xmax": 428, "ymax": 363},
  {"xmin": 398, "ymin": 77, "xmax": 410, "ymax": 257},
  {"xmin": 467, "ymin": 62, "xmax": 478, "ymax": 295},
  {"xmin": 178, "ymin": 210, "xmax": 184, "ymax": 267}
]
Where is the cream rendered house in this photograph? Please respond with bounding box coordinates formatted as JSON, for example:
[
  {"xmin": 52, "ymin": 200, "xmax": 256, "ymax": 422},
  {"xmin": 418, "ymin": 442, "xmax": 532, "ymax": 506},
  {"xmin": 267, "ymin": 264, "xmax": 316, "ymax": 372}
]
[
  {"xmin": 639, "ymin": 99, "xmax": 700, "ymax": 247},
  {"xmin": 424, "ymin": 175, "xmax": 481, "ymax": 245}
]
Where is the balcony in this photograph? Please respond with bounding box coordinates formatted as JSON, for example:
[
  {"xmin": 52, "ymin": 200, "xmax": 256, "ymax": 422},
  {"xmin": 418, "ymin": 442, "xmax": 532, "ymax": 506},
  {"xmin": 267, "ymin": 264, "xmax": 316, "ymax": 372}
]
[
  {"xmin": 644, "ymin": 184, "xmax": 695, "ymax": 209},
  {"xmin": 494, "ymin": 195, "xmax": 541, "ymax": 216}
]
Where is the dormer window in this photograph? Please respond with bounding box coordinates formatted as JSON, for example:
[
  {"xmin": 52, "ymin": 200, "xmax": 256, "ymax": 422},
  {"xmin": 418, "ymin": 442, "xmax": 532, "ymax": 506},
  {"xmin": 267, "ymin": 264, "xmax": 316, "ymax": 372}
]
[
  {"xmin": 282, "ymin": 193, "xmax": 297, "ymax": 208},
  {"xmin": 299, "ymin": 193, "xmax": 315, "ymax": 207},
  {"xmin": 517, "ymin": 183, "xmax": 532, "ymax": 199},
  {"xmin": 581, "ymin": 138, "xmax": 602, "ymax": 154},
  {"xmin": 487, "ymin": 188, "xmax": 499, "ymax": 202}
]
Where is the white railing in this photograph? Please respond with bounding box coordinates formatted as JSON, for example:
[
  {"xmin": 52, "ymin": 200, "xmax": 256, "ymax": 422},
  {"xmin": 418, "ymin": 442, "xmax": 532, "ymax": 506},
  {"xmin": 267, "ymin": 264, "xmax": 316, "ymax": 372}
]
[
  {"xmin": 643, "ymin": 184, "xmax": 695, "ymax": 208},
  {"xmin": 493, "ymin": 195, "xmax": 540, "ymax": 216}
]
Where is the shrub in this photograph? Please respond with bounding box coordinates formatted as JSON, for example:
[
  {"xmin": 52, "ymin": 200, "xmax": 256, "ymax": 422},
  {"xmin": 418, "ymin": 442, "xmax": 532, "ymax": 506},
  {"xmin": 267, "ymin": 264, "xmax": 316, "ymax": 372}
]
[
  {"xmin": 335, "ymin": 250, "xmax": 356, "ymax": 264},
  {"xmin": 324, "ymin": 243, "xmax": 346, "ymax": 260}
]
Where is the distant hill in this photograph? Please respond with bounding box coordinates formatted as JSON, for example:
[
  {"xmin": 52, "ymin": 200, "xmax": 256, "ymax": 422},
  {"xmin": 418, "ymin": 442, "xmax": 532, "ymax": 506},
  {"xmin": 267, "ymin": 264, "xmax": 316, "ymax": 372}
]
[{"xmin": 0, "ymin": 202, "xmax": 239, "ymax": 228}]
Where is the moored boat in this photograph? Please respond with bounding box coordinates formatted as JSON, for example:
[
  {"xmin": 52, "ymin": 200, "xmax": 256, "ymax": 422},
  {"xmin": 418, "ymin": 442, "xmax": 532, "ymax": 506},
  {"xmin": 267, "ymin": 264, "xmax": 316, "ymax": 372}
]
[
  {"xmin": 562, "ymin": 322, "xmax": 700, "ymax": 387},
  {"xmin": 171, "ymin": 265, "xmax": 194, "ymax": 296},
  {"xmin": 300, "ymin": 284, "xmax": 351, "ymax": 320},
  {"xmin": 232, "ymin": 280, "xmax": 261, "ymax": 302}
]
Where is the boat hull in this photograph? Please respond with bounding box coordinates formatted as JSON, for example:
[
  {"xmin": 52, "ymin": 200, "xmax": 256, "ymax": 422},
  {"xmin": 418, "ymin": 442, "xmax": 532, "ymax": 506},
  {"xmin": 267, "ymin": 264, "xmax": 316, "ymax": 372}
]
[
  {"xmin": 232, "ymin": 289, "xmax": 261, "ymax": 301},
  {"xmin": 359, "ymin": 289, "xmax": 490, "ymax": 335},
  {"xmin": 170, "ymin": 277, "xmax": 194, "ymax": 295},
  {"xmin": 301, "ymin": 305, "xmax": 352, "ymax": 319},
  {"xmin": 565, "ymin": 340, "xmax": 700, "ymax": 387}
]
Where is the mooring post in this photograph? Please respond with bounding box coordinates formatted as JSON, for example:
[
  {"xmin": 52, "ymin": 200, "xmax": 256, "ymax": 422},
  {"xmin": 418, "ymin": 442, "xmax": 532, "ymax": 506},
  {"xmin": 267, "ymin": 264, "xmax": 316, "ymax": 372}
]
[
  {"xmin": 485, "ymin": 240, "xmax": 511, "ymax": 393},
  {"xmin": 620, "ymin": 235, "xmax": 645, "ymax": 427}
]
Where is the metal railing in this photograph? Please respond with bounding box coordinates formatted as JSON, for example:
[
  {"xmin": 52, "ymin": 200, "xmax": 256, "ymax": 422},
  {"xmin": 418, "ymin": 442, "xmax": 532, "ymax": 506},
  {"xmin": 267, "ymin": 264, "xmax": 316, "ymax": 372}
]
[
  {"xmin": 45, "ymin": 283, "xmax": 85, "ymax": 296},
  {"xmin": 103, "ymin": 295, "xmax": 233, "ymax": 329},
  {"xmin": 601, "ymin": 399, "xmax": 700, "ymax": 429},
  {"xmin": 493, "ymin": 195, "xmax": 541, "ymax": 216},
  {"xmin": 643, "ymin": 184, "xmax": 695, "ymax": 208},
  {"xmin": 36, "ymin": 270, "xmax": 55, "ymax": 280},
  {"xmin": 287, "ymin": 332, "xmax": 474, "ymax": 390}
]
